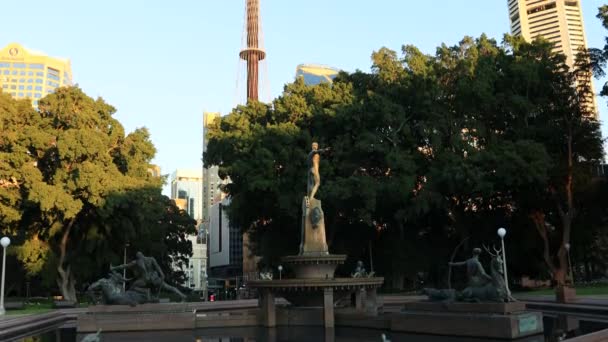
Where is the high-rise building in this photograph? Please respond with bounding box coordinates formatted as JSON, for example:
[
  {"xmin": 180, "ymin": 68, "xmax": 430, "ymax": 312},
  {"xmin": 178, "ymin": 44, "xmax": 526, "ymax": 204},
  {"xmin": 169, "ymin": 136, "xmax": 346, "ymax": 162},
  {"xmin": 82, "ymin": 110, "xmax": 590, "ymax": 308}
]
[
  {"xmin": 202, "ymin": 112, "xmax": 221, "ymax": 224},
  {"xmin": 170, "ymin": 169, "xmax": 207, "ymax": 294},
  {"xmin": 208, "ymin": 197, "xmax": 243, "ymax": 280},
  {"xmin": 171, "ymin": 169, "xmax": 203, "ymax": 221},
  {"xmin": 0, "ymin": 42, "xmax": 73, "ymax": 108},
  {"xmin": 296, "ymin": 64, "xmax": 340, "ymax": 86},
  {"xmin": 507, "ymin": 0, "xmax": 597, "ymax": 117}
]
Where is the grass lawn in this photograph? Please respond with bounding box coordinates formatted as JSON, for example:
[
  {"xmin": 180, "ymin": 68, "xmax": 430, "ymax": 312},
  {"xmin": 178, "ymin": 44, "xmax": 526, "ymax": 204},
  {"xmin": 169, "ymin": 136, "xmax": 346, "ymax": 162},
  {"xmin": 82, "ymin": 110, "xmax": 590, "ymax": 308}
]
[
  {"xmin": 5, "ymin": 302, "xmax": 54, "ymax": 316},
  {"xmin": 516, "ymin": 284, "xmax": 608, "ymax": 296}
]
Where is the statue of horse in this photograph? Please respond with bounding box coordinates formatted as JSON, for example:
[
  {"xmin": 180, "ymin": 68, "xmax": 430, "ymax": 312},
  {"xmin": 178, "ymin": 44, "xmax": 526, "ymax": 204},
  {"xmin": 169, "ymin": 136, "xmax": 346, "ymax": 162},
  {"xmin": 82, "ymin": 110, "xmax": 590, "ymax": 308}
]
[{"xmin": 87, "ymin": 270, "xmax": 147, "ymax": 306}]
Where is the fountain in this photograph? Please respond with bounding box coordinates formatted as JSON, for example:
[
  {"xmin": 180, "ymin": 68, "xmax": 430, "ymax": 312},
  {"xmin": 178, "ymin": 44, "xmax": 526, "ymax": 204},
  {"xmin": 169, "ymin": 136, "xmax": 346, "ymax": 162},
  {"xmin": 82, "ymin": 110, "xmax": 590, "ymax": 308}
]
[{"xmin": 247, "ymin": 142, "xmax": 384, "ymax": 327}]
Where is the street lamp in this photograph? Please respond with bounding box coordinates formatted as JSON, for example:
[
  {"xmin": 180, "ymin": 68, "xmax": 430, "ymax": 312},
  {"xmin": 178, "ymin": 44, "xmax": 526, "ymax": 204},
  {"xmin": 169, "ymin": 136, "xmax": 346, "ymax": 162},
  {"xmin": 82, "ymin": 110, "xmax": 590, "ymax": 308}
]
[
  {"xmin": 0, "ymin": 236, "xmax": 11, "ymax": 316},
  {"xmin": 497, "ymin": 228, "xmax": 511, "ymax": 297},
  {"xmin": 278, "ymin": 265, "xmax": 283, "ymax": 280},
  {"xmin": 123, "ymin": 242, "xmax": 130, "ymax": 291},
  {"xmin": 565, "ymin": 243, "xmax": 574, "ymax": 285}
]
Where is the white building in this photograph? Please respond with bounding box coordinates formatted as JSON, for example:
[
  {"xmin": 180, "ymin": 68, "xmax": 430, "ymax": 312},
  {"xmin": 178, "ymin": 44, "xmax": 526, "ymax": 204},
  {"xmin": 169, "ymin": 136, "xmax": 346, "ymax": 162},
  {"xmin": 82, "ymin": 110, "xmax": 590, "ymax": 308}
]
[
  {"xmin": 208, "ymin": 196, "xmax": 243, "ymax": 278},
  {"xmin": 170, "ymin": 169, "xmax": 207, "ymax": 293}
]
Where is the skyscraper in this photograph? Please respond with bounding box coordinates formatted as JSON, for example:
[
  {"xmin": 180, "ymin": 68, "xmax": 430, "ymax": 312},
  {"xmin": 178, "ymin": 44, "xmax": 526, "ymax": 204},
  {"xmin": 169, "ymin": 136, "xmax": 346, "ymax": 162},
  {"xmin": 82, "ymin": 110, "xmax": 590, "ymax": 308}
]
[
  {"xmin": 171, "ymin": 169, "xmax": 203, "ymax": 221},
  {"xmin": 170, "ymin": 169, "xmax": 207, "ymax": 293},
  {"xmin": 296, "ymin": 64, "xmax": 340, "ymax": 86},
  {"xmin": 202, "ymin": 112, "xmax": 221, "ymax": 224},
  {"xmin": 507, "ymin": 0, "xmax": 597, "ymax": 117},
  {"xmin": 0, "ymin": 43, "xmax": 73, "ymax": 108}
]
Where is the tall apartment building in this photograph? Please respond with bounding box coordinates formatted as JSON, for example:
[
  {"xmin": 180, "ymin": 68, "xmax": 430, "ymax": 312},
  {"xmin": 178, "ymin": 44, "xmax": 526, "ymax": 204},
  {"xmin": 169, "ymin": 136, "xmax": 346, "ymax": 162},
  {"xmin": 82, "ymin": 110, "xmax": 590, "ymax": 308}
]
[
  {"xmin": 507, "ymin": 0, "xmax": 598, "ymax": 117},
  {"xmin": 171, "ymin": 169, "xmax": 204, "ymax": 221},
  {"xmin": 0, "ymin": 43, "xmax": 73, "ymax": 108},
  {"xmin": 208, "ymin": 197, "xmax": 243, "ymax": 279},
  {"xmin": 170, "ymin": 169, "xmax": 207, "ymax": 293},
  {"xmin": 202, "ymin": 112, "xmax": 221, "ymax": 224}
]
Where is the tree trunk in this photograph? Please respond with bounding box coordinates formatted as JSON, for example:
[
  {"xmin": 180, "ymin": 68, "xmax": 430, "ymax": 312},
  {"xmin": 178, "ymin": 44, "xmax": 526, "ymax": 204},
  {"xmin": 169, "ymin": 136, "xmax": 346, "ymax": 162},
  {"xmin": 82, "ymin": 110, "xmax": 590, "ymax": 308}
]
[
  {"xmin": 57, "ymin": 219, "xmax": 77, "ymax": 301},
  {"xmin": 57, "ymin": 265, "xmax": 77, "ymax": 301},
  {"xmin": 553, "ymin": 127, "xmax": 574, "ymax": 287}
]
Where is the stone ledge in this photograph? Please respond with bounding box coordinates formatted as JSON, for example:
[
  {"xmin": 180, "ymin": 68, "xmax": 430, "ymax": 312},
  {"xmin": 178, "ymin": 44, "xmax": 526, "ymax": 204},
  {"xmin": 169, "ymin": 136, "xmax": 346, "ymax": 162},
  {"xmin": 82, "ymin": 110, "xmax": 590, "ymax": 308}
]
[
  {"xmin": 402, "ymin": 301, "xmax": 527, "ymax": 314},
  {"xmin": 87, "ymin": 302, "xmax": 191, "ymax": 313},
  {"xmin": 393, "ymin": 310, "xmax": 543, "ymax": 339}
]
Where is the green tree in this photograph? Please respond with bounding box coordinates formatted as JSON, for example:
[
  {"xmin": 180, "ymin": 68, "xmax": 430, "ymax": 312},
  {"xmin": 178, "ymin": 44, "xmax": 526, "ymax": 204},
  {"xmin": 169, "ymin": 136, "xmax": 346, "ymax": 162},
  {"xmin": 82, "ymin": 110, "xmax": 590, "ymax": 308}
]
[
  {"xmin": 205, "ymin": 34, "xmax": 603, "ymax": 289},
  {"xmin": 0, "ymin": 87, "xmax": 196, "ymax": 300}
]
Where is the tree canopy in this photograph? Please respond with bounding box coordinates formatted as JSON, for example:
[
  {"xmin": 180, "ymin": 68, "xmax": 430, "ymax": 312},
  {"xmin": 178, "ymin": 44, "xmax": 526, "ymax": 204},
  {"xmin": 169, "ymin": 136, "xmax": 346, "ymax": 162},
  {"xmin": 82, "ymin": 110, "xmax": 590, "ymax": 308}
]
[
  {"xmin": 0, "ymin": 87, "xmax": 196, "ymax": 300},
  {"xmin": 205, "ymin": 34, "xmax": 604, "ymax": 288}
]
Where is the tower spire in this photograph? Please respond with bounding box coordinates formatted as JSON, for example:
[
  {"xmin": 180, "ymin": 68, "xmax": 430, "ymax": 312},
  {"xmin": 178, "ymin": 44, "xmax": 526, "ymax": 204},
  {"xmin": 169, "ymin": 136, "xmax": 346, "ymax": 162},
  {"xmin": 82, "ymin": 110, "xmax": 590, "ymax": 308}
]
[{"xmin": 239, "ymin": 0, "xmax": 266, "ymax": 102}]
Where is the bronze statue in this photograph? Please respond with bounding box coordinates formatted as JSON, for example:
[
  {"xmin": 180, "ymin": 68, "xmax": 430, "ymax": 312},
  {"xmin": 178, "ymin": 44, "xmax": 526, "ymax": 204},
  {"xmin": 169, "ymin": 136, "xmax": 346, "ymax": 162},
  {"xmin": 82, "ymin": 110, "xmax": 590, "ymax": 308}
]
[
  {"xmin": 111, "ymin": 251, "xmax": 187, "ymax": 302},
  {"xmin": 351, "ymin": 260, "xmax": 375, "ymax": 278},
  {"xmin": 448, "ymin": 248, "xmax": 492, "ymax": 288},
  {"xmin": 306, "ymin": 142, "xmax": 330, "ymax": 203},
  {"xmin": 423, "ymin": 246, "xmax": 513, "ymax": 303},
  {"xmin": 81, "ymin": 329, "xmax": 102, "ymax": 342},
  {"xmin": 86, "ymin": 270, "xmax": 146, "ymax": 306}
]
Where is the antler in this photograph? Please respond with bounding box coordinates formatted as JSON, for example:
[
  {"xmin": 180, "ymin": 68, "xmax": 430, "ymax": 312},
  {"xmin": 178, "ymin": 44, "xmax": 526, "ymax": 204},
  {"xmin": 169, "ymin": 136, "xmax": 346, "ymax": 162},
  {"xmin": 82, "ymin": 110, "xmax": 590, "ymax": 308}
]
[
  {"xmin": 483, "ymin": 244, "xmax": 498, "ymax": 257},
  {"xmin": 493, "ymin": 245, "xmax": 502, "ymax": 255}
]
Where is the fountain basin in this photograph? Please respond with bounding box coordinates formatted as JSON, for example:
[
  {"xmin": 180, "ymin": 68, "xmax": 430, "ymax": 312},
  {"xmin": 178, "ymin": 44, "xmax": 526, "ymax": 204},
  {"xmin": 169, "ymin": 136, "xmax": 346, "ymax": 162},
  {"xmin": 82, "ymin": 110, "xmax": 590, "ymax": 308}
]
[
  {"xmin": 281, "ymin": 254, "xmax": 347, "ymax": 279},
  {"xmin": 247, "ymin": 277, "xmax": 383, "ymax": 306}
]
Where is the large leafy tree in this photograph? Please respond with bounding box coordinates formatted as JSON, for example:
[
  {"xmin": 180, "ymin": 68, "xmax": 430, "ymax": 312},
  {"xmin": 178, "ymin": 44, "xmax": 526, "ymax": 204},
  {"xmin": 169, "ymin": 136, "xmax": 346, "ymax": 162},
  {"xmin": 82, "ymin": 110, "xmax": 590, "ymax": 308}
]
[
  {"xmin": 0, "ymin": 87, "xmax": 196, "ymax": 300},
  {"xmin": 206, "ymin": 34, "xmax": 603, "ymax": 288}
]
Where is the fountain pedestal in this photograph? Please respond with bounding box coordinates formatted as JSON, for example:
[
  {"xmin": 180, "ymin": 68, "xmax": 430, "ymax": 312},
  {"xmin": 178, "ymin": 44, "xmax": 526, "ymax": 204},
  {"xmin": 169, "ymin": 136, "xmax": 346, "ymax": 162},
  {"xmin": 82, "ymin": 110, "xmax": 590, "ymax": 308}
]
[{"xmin": 248, "ymin": 196, "xmax": 384, "ymax": 328}]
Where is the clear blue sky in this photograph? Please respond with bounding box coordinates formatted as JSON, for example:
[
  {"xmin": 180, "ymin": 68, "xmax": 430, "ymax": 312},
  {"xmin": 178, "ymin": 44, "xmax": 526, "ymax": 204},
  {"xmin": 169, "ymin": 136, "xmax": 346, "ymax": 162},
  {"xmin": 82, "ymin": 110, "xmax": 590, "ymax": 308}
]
[{"xmin": 2, "ymin": 0, "xmax": 607, "ymax": 195}]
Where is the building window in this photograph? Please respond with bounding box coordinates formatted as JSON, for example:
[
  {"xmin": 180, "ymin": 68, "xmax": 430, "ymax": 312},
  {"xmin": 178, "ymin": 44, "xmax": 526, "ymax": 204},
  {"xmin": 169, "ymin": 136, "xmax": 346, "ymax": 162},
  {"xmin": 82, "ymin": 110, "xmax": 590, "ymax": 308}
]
[
  {"xmin": 36, "ymin": 72, "xmax": 43, "ymax": 77},
  {"xmin": 27, "ymin": 79, "xmax": 33, "ymax": 83},
  {"xmin": 0, "ymin": 62, "xmax": 10, "ymax": 68},
  {"xmin": 34, "ymin": 93, "xmax": 42, "ymax": 98},
  {"xmin": 26, "ymin": 92, "xmax": 32, "ymax": 97},
  {"xmin": 29, "ymin": 64, "xmax": 44, "ymax": 69},
  {"xmin": 28, "ymin": 71, "xmax": 33, "ymax": 76},
  {"xmin": 19, "ymin": 79, "xmax": 25, "ymax": 83},
  {"xmin": 20, "ymin": 71, "xmax": 26, "ymax": 76},
  {"xmin": 47, "ymin": 67, "xmax": 60, "ymax": 77},
  {"xmin": 10, "ymin": 85, "xmax": 16, "ymax": 90},
  {"xmin": 1, "ymin": 85, "xmax": 7, "ymax": 89},
  {"xmin": 35, "ymin": 79, "xmax": 43, "ymax": 84},
  {"xmin": 18, "ymin": 85, "xmax": 24, "ymax": 90},
  {"xmin": 2, "ymin": 70, "xmax": 8, "ymax": 75},
  {"xmin": 11, "ymin": 70, "xmax": 17, "ymax": 75},
  {"xmin": 26, "ymin": 85, "xmax": 32, "ymax": 90},
  {"xmin": 12, "ymin": 63, "xmax": 26, "ymax": 68},
  {"xmin": 33, "ymin": 100, "xmax": 38, "ymax": 106},
  {"xmin": 47, "ymin": 74, "xmax": 60, "ymax": 81},
  {"xmin": 17, "ymin": 92, "xmax": 23, "ymax": 97},
  {"xmin": 10, "ymin": 92, "xmax": 16, "ymax": 96},
  {"xmin": 35, "ymin": 86, "xmax": 42, "ymax": 91}
]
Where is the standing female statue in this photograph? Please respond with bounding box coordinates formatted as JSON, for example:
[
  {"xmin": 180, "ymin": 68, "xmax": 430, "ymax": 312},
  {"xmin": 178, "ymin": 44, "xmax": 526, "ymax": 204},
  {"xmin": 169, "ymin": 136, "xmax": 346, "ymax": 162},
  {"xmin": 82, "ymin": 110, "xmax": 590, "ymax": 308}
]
[{"xmin": 307, "ymin": 142, "xmax": 330, "ymax": 203}]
